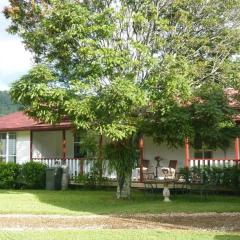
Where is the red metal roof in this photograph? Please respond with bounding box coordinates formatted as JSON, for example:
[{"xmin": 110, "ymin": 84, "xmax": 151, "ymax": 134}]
[{"xmin": 0, "ymin": 111, "xmax": 72, "ymax": 131}]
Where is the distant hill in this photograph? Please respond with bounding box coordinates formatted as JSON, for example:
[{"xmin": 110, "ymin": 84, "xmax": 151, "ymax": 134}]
[{"xmin": 0, "ymin": 91, "xmax": 21, "ymax": 116}]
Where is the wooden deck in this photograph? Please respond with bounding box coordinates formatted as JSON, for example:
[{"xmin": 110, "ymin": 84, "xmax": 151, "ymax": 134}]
[
  {"xmin": 69, "ymin": 180, "xmax": 239, "ymax": 194},
  {"xmin": 69, "ymin": 180, "xmax": 187, "ymax": 190}
]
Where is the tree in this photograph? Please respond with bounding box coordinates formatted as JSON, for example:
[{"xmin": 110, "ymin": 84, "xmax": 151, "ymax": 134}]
[
  {"xmin": 0, "ymin": 91, "xmax": 21, "ymax": 116},
  {"xmin": 4, "ymin": 0, "xmax": 240, "ymax": 198},
  {"xmin": 138, "ymin": 0, "xmax": 240, "ymax": 147}
]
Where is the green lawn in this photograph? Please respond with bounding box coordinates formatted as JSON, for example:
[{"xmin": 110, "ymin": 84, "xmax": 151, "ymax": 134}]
[
  {"xmin": 0, "ymin": 230, "xmax": 239, "ymax": 240},
  {"xmin": 0, "ymin": 190, "xmax": 239, "ymax": 239},
  {"xmin": 0, "ymin": 189, "xmax": 239, "ymax": 215}
]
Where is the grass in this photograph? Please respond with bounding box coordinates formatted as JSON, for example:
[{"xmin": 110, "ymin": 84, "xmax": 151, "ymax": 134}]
[
  {"xmin": 0, "ymin": 230, "xmax": 239, "ymax": 240},
  {"xmin": 0, "ymin": 190, "xmax": 239, "ymax": 239},
  {"xmin": 0, "ymin": 189, "xmax": 239, "ymax": 215}
]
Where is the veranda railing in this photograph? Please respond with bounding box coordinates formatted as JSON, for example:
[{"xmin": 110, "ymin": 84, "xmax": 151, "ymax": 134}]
[
  {"xmin": 32, "ymin": 157, "xmax": 93, "ymax": 178},
  {"xmin": 32, "ymin": 157, "xmax": 117, "ymax": 180},
  {"xmin": 189, "ymin": 158, "xmax": 239, "ymax": 168}
]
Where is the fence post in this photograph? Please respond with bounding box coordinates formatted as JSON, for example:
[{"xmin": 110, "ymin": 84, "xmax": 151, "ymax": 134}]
[
  {"xmin": 235, "ymin": 137, "xmax": 239, "ymax": 163},
  {"xmin": 139, "ymin": 135, "xmax": 144, "ymax": 182},
  {"xmin": 184, "ymin": 138, "xmax": 190, "ymax": 168}
]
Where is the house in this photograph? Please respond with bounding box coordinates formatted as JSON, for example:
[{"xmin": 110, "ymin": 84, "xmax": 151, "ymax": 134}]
[{"xmin": 0, "ymin": 111, "xmax": 239, "ymax": 182}]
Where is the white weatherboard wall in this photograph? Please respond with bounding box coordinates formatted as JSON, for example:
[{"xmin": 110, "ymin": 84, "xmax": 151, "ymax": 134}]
[
  {"xmin": 143, "ymin": 136, "xmax": 237, "ymax": 170},
  {"xmin": 16, "ymin": 131, "xmax": 30, "ymax": 164},
  {"xmin": 32, "ymin": 130, "xmax": 74, "ymax": 158},
  {"xmin": 213, "ymin": 141, "xmax": 236, "ymax": 159},
  {"xmin": 143, "ymin": 136, "xmax": 186, "ymax": 169},
  {"xmin": 66, "ymin": 130, "xmax": 74, "ymax": 158},
  {"xmin": 33, "ymin": 131, "xmax": 62, "ymax": 158}
]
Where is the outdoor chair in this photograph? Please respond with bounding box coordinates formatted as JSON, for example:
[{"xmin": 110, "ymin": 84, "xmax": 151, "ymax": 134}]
[
  {"xmin": 133, "ymin": 159, "xmax": 154, "ymax": 181},
  {"xmin": 142, "ymin": 160, "xmax": 155, "ymax": 181},
  {"xmin": 158, "ymin": 160, "xmax": 178, "ymax": 180},
  {"xmin": 141, "ymin": 160, "xmax": 158, "ymax": 195}
]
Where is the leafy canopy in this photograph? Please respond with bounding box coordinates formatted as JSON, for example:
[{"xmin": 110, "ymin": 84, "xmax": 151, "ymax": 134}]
[{"xmin": 5, "ymin": 0, "xmax": 240, "ymax": 146}]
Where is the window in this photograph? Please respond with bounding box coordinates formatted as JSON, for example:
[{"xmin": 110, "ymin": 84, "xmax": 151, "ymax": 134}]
[
  {"xmin": 74, "ymin": 132, "xmax": 86, "ymax": 158},
  {"xmin": 0, "ymin": 133, "xmax": 6, "ymax": 162},
  {"xmin": 194, "ymin": 150, "xmax": 213, "ymax": 159},
  {"xmin": 8, "ymin": 133, "xmax": 16, "ymax": 162},
  {"xmin": 0, "ymin": 132, "xmax": 16, "ymax": 163}
]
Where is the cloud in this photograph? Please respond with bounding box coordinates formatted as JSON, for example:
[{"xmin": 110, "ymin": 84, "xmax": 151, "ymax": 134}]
[
  {"xmin": 0, "ymin": 39, "xmax": 32, "ymax": 72},
  {"xmin": 0, "ymin": 0, "xmax": 8, "ymax": 8},
  {"xmin": 0, "ymin": 71, "xmax": 25, "ymax": 90},
  {"xmin": 0, "ymin": 0, "xmax": 33, "ymax": 90}
]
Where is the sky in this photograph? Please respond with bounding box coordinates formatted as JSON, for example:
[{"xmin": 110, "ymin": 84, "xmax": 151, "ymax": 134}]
[{"xmin": 0, "ymin": 0, "xmax": 32, "ymax": 91}]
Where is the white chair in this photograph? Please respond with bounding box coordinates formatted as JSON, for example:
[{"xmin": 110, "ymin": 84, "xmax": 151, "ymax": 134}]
[{"xmin": 158, "ymin": 160, "xmax": 178, "ymax": 180}]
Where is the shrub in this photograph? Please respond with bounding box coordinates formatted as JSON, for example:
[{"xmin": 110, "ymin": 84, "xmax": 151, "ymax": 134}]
[
  {"xmin": 74, "ymin": 161, "xmax": 108, "ymax": 189},
  {"xmin": 18, "ymin": 162, "xmax": 46, "ymax": 189},
  {"xmin": 179, "ymin": 165, "xmax": 240, "ymax": 189},
  {"xmin": 179, "ymin": 167, "xmax": 191, "ymax": 183},
  {"xmin": 74, "ymin": 173, "xmax": 89, "ymax": 184},
  {"xmin": 0, "ymin": 162, "xmax": 20, "ymax": 189}
]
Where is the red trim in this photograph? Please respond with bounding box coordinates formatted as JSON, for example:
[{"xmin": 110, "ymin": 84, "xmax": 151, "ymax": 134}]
[
  {"xmin": 0, "ymin": 126, "xmax": 72, "ymax": 132},
  {"xmin": 235, "ymin": 137, "xmax": 239, "ymax": 160},
  {"xmin": 62, "ymin": 130, "xmax": 66, "ymax": 159},
  {"xmin": 139, "ymin": 136, "xmax": 144, "ymax": 182},
  {"xmin": 184, "ymin": 138, "xmax": 190, "ymax": 167}
]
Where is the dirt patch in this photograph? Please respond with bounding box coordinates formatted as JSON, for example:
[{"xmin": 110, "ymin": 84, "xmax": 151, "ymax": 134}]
[
  {"xmin": 0, "ymin": 213, "xmax": 239, "ymax": 231},
  {"xmin": 120, "ymin": 213, "xmax": 240, "ymax": 232}
]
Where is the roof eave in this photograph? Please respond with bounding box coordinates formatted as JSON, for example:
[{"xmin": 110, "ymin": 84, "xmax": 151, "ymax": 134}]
[{"xmin": 0, "ymin": 125, "xmax": 73, "ymax": 132}]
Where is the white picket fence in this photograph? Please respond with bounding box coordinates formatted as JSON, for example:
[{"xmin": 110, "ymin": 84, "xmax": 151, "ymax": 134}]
[
  {"xmin": 33, "ymin": 157, "xmax": 238, "ymax": 182},
  {"xmin": 32, "ymin": 158, "xmax": 117, "ymax": 179},
  {"xmin": 189, "ymin": 159, "xmax": 238, "ymax": 168}
]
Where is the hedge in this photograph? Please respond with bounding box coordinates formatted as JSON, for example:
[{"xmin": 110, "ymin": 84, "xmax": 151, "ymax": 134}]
[
  {"xmin": 18, "ymin": 162, "xmax": 46, "ymax": 189},
  {"xmin": 179, "ymin": 166, "xmax": 240, "ymax": 189},
  {"xmin": 0, "ymin": 162, "xmax": 46, "ymax": 189},
  {"xmin": 0, "ymin": 162, "xmax": 20, "ymax": 189}
]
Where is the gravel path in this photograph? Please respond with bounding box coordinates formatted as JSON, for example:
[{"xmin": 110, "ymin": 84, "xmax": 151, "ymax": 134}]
[{"xmin": 0, "ymin": 213, "xmax": 239, "ymax": 231}]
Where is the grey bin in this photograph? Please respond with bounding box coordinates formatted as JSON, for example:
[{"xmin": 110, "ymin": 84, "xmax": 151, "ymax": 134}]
[{"xmin": 45, "ymin": 167, "xmax": 63, "ymax": 190}]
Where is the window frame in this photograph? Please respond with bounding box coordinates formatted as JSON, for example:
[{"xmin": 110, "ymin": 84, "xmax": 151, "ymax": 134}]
[{"xmin": 0, "ymin": 132, "xmax": 16, "ymax": 163}]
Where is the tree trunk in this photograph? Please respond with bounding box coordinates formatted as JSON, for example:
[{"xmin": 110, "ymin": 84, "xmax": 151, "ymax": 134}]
[{"xmin": 116, "ymin": 171, "xmax": 132, "ymax": 199}]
